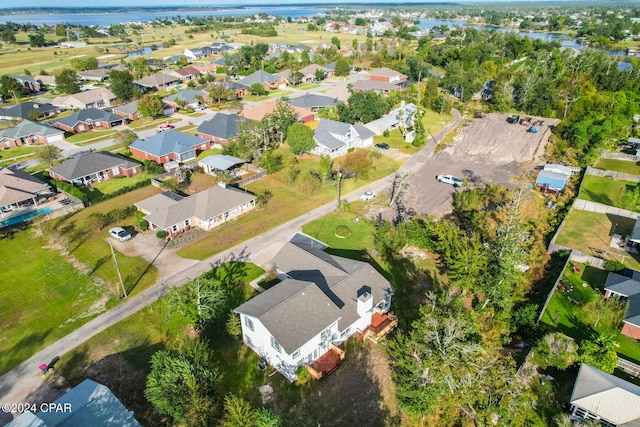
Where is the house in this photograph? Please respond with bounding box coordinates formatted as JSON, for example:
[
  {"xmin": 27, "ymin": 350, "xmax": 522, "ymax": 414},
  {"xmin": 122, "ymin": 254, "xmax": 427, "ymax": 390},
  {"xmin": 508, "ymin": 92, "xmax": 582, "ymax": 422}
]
[
  {"xmin": 192, "ymin": 63, "xmax": 219, "ymax": 75},
  {"xmin": 364, "ymin": 102, "xmax": 417, "ymax": 136},
  {"xmin": 6, "ymin": 378, "xmax": 141, "ymax": 427},
  {"xmin": 352, "ymin": 79, "xmax": 400, "ymax": 94},
  {"xmin": 130, "ymin": 130, "xmax": 209, "ymax": 165},
  {"xmin": 78, "ymin": 68, "xmax": 110, "ymax": 82},
  {"xmin": 134, "ymin": 185, "xmax": 256, "ymax": 238},
  {"xmin": 0, "ymin": 120, "xmax": 65, "ymax": 149},
  {"xmin": 322, "ymin": 83, "xmax": 351, "ymax": 103},
  {"xmin": 298, "ymin": 64, "xmax": 331, "ymax": 82},
  {"xmin": 184, "ymin": 46, "xmax": 214, "ymax": 60},
  {"xmin": 604, "ymin": 270, "xmax": 640, "ymax": 339},
  {"xmin": 111, "ymin": 100, "xmax": 141, "ymax": 120},
  {"xmin": 35, "ymin": 75, "xmax": 56, "ymax": 88},
  {"xmin": 14, "ymin": 75, "xmax": 44, "ymax": 93},
  {"xmin": 49, "ymin": 152, "xmax": 141, "ymax": 186},
  {"xmin": 289, "ymin": 94, "xmax": 337, "ymax": 112},
  {"xmin": 234, "ymin": 240, "xmax": 396, "ymax": 381},
  {"xmin": 168, "ymin": 66, "xmax": 201, "ymax": 82},
  {"xmin": 238, "ymin": 70, "xmax": 287, "ymax": 91},
  {"xmin": 369, "ymin": 67, "xmax": 408, "ymax": 87},
  {"xmin": 210, "ymin": 42, "xmax": 234, "ymax": 56},
  {"xmin": 59, "ymin": 41, "xmax": 87, "ymax": 48},
  {"xmin": 196, "ymin": 113, "xmax": 249, "ymax": 146},
  {"xmin": 55, "ymin": 108, "xmax": 125, "ymax": 133},
  {"xmin": 51, "ymin": 87, "xmax": 116, "ymax": 110},
  {"xmin": 212, "ymin": 80, "xmax": 248, "ymax": 99},
  {"xmin": 535, "ymin": 164, "xmax": 572, "ymax": 193},
  {"xmin": 199, "ymin": 154, "xmax": 245, "ymax": 175},
  {"xmin": 162, "ymin": 89, "xmax": 207, "ymax": 111},
  {"xmin": 569, "ymin": 364, "xmax": 640, "ymax": 426},
  {"xmin": 133, "ymin": 73, "xmax": 180, "ymax": 92},
  {"xmin": 241, "ymin": 100, "xmax": 314, "ymax": 124},
  {"xmin": 312, "ymin": 119, "xmax": 376, "ymax": 158},
  {"xmin": 0, "ymin": 102, "xmax": 60, "ymax": 121},
  {"xmin": 0, "ymin": 167, "xmax": 51, "ymax": 214}
]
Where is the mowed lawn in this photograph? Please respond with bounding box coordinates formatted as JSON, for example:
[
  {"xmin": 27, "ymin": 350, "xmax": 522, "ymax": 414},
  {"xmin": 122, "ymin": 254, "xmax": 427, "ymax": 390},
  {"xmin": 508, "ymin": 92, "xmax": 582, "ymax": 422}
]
[
  {"xmin": 554, "ymin": 209, "xmax": 640, "ymax": 270},
  {"xmin": 595, "ymin": 158, "xmax": 640, "ymax": 176},
  {"xmin": 0, "ymin": 229, "xmax": 103, "ymax": 375},
  {"xmin": 577, "ymin": 175, "xmax": 637, "ymax": 207}
]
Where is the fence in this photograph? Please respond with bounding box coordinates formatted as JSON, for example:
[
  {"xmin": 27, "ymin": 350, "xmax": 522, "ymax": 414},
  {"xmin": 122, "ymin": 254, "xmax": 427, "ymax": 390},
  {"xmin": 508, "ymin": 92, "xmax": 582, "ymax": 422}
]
[
  {"xmin": 600, "ymin": 152, "xmax": 640, "ymax": 162},
  {"xmin": 618, "ymin": 358, "xmax": 640, "ymax": 378},
  {"xmin": 571, "ymin": 199, "xmax": 639, "ymax": 219},
  {"xmin": 236, "ymin": 171, "xmax": 267, "ymax": 187},
  {"xmin": 585, "ymin": 166, "xmax": 640, "ymax": 183}
]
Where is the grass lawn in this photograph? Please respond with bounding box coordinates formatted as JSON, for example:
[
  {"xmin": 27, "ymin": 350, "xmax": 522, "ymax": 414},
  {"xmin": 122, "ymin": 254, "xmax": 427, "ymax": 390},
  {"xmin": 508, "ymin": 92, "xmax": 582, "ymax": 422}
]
[
  {"xmin": 196, "ymin": 147, "xmax": 223, "ymax": 159},
  {"xmin": 66, "ymin": 129, "xmax": 118, "ymax": 145},
  {"xmin": 554, "ymin": 209, "xmax": 640, "ymax": 270},
  {"xmin": 539, "ymin": 262, "xmax": 640, "ymax": 364},
  {"xmin": 129, "ymin": 117, "xmax": 180, "ymax": 132},
  {"xmin": 0, "ymin": 229, "xmax": 104, "ymax": 375},
  {"xmin": 243, "ymin": 90, "xmax": 293, "ymax": 103},
  {"xmin": 177, "ymin": 149, "xmax": 401, "ymax": 260},
  {"xmin": 302, "ymin": 209, "xmax": 375, "ymax": 252},
  {"xmin": 294, "ymin": 83, "xmax": 321, "ymax": 90},
  {"xmin": 577, "ymin": 175, "xmax": 637, "ymax": 207},
  {"xmin": 0, "ymin": 145, "xmax": 41, "ymax": 161},
  {"xmin": 595, "ymin": 158, "xmax": 640, "ymax": 176},
  {"xmin": 82, "ymin": 172, "xmax": 154, "ymax": 203}
]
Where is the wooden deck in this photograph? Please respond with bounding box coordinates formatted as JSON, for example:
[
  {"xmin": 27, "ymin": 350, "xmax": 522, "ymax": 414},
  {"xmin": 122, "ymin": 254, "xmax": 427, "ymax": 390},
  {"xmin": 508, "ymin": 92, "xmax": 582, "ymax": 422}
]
[
  {"xmin": 306, "ymin": 344, "xmax": 345, "ymax": 380},
  {"xmin": 358, "ymin": 312, "xmax": 398, "ymax": 343}
]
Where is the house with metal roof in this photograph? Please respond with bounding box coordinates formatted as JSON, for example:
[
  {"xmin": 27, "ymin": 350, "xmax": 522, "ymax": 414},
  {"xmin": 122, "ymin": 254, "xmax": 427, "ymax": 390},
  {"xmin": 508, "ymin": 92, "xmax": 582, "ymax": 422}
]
[
  {"xmin": 536, "ymin": 169, "xmax": 570, "ymax": 193},
  {"xmin": 0, "ymin": 120, "xmax": 65, "ymax": 149},
  {"xmin": 569, "ymin": 364, "xmax": 640, "ymax": 426},
  {"xmin": 0, "ymin": 102, "xmax": 60, "ymax": 121},
  {"xmin": 604, "ymin": 270, "xmax": 640, "ymax": 339},
  {"xmin": 135, "ymin": 185, "xmax": 256, "ymax": 238},
  {"xmin": 51, "ymin": 87, "xmax": 116, "ymax": 110},
  {"xmin": 238, "ymin": 70, "xmax": 287, "ymax": 91},
  {"xmin": 6, "ymin": 378, "xmax": 140, "ymax": 427},
  {"xmin": 289, "ymin": 94, "xmax": 336, "ymax": 111},
  {"xmin": 199, "ymin": 154, "xmax": 245, "ymax": 175},
  {"xmin": 49, "ymin": 152, "xmax": 141, "ymax": 186},
  {"xmin": 312, "ymin": 119, "xmax": 375, "ymax": 158},
  {"xmin": 196, "ymin": 113, "xmax": 249, "ymax": 147},
  {"xmin": 54, "ymin": 108, "xmax": 125, "ymax": 133},
  {"xmin": 129, "ymin": 130, "xmax": 209, "ymax": 165},
  {"xmin": 234, "ymin": 240, "xmax": 396, "ymax": 381}
]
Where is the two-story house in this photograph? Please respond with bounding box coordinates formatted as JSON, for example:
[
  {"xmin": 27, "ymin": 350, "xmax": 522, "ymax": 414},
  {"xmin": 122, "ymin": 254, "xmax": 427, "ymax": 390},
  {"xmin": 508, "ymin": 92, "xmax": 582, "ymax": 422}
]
[{"xmin": 312, "ymin": 119, "xmax": 375, "ymax": 158}]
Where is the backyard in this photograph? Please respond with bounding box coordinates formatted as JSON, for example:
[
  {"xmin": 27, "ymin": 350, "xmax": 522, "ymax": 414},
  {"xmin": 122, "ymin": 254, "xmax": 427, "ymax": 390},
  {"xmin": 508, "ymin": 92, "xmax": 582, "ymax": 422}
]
[
  {"xmin": 539, "ymin": 261, "xmax": 640, "ymax": 364},
  {"xmin": 595, "ymin": 158, "xmax": 640, "ymax": 176},
  {"xmin": 81, "ymin": 171, "xmax": 155, "ymax": 204},
  {"xmin": 577, "ymin": 175, "xmax": 638, "ymax": 208}
]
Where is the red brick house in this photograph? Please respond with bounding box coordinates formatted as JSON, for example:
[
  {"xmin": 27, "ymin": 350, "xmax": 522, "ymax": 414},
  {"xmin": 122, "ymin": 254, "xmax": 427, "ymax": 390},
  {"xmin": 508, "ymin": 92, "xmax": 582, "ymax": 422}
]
[
  {"xmin": 129, "ymin": 130, "xmax": 208, "ymax": 165},
  {"xmin": 196, "ymin": 113, "xmax": 250, "ymax": 147},
  {"xmin": 0, "ymin": 120, "xmax": 65, "ymax": 149},
  {"xmin": 54, "ymin": 108, "xmax": 126, "ymax": 133},
  {"xmin": 369, "ymin": 67, "xmax": 408, "ymax": 87},
  {"xmin": 48, "ymin": 152, "xmax": 141, "ymax": 186}
]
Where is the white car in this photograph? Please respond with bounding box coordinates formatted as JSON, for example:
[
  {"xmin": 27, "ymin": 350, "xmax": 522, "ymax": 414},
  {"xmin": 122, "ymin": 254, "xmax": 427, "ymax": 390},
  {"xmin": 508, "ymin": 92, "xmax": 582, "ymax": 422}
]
[
  {"xmin": 436, "ymin": 175, "xmax": 463, "ymax": 187},
  {"xmin": 109, "ymin": 227, "xmax": 132, "ymax": 242},
  {"xmin": 360, "ymin": 191, "xmax": 376, "ymax": 201}
]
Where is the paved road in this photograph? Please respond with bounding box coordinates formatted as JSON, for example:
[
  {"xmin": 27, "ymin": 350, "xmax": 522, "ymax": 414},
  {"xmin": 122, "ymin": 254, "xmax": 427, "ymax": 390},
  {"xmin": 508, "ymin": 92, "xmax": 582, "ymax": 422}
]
[{"xmin": 0, "ymin": 109, "xmax": 462, "ymax": 421}]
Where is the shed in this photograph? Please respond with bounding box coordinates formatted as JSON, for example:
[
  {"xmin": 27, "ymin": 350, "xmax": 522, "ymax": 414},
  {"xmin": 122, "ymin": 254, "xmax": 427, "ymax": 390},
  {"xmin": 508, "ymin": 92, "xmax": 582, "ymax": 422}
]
[{"xmin": 536, "ymin": 170, "xmax": 569, "ymax": 193}]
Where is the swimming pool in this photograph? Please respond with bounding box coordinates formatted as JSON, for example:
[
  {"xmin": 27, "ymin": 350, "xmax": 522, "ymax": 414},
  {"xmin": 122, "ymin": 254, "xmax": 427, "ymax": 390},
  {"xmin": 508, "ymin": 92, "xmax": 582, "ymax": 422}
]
[{"xmin": 0, "ymin": 206, "xmax": 53, "ymax": 228}]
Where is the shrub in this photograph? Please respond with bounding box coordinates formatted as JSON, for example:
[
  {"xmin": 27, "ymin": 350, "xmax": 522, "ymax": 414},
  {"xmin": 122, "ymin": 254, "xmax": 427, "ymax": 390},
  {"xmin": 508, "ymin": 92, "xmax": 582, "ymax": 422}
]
[
  {"xmin": 604, "ymin": 259, "xmax": 626, "ymax": 272},
  {"xmin": 139, "ymin": 219, "xmax": 149, "ymax": 230},
  {"xmin": 382, "ymin": 129, "xmax": 390, "ymax": 137},
  {"xmin": 52, "ymin": 180, "xmax": 88, "ymax": 203},
  {"xmin": 156, "ymin": 229, "xmax": 167, "ymax": 239},
  {"xmin": 295, "ymin": 366, "xmax": 311, "ymax": 386}
]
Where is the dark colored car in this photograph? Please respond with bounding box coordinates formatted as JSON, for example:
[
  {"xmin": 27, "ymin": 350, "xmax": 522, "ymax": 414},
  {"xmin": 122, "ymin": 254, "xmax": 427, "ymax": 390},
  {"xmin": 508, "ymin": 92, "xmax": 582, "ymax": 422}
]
[
  {"xmin": 506, "ymin": 114, "xmax": 520, "ymax": 124},
  {"xmin": 375, "ymin": 143, "xmax": 390, "ymax": 149}
]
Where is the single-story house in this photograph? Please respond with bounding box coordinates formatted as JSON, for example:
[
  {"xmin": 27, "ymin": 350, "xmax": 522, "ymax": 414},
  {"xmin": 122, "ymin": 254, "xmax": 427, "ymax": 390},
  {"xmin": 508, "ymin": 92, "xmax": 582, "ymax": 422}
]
[
  {"xmin": 238, "ymin": 70, "xmax": 287, "ymax": 91},
  {"xmin": 364, "ymin": 102, "xmax": 417, "ymax": 136},
  {"xmin": 34, "ymin": 74, "xmax": 56, "ymax": 88},
  {"xmin": 111, "ymin": 100, "xmax": 141, "ymax": 120},
  {"xmin": 196, "ymin": 113, "xmax": 250, "ymax": 146},
  {"xmin": 130, "ymin": 130, "xmax": 209, "ymax": 165},
  {"xmin": 234, "ymin": 240, "xmax": 396, "ymax": 381},
  {"xmin": 168, "ymin": 66, "xmax": 201, "ymax": 81},
  {"xmin": 213, "ymin": 80, "xmax": 248, "ymax": 99},
  {"xmin": 78, "ymin": 68, "xmax": 110, "ymax": 82},
  {"xmin": 322, "ymin": 83, "xmax": 350, "ymax": 103},
  {"xmin": 55, "ymin": 108, "xmax": 126, "ymax": 133},
  {"xmin": 0, "ymin": 167, "xmax": 51, "ymax": 214},
  {"xmin": 536, "ymin": 163, "xmax": 573, "ymax": 193},
  {"xmin": 604, "ymin": 270, "xmax": 640, "ymax": 339},
  {"xmin": 370, "ymin": 67, "xmax": 408, "ymax": 86},
  {"xmin": 51, "ymin": 87, "xmax": 116, "ymax": 110},
  {"xmin": 298, "ymin": 64, "xmax": 331, "ymax": 82},
  {"xmin": 289, "ymin": 94, "xmax": 336, "ymax": 111},
  {"xmin": 0, "ymin": 120, "xmax": 65, "ymax": 149},
  {"xmin": 162, "ymin": 89, "xmax": 207, "ymax": 111},
  {"xmin": 210, "ymin": 42, "xmax": 234, "ymax": 56},
  {"xmin": 569, "ymin": 364, "xmax": 640, "ymax": 426},
  {"xmin": 199, "ymin": 154, "xmax": 245, "ymax": 175},
  {"xmin": 6, "ymin": 378, "xmax": 141, "ymax": 427},
  {"xmin": 352, "ymin": 79, "xmax": 401, "ymax": 94},
  {"xmin": 240, "ymin": 100, "xmax": 314, "ymax": 124},
  {"xmin": 49, "ymin": 152, "xmax": 141, "ymax": 186},
  {"xmin": 0, "ymin": 102, "xmax": 60, "ymax": 121},
  {"xmin": 184, "ymin": 47, "xmax": 213, "ymax": 60},
  {"xmin": 312, "ymin": 119, "xmax": 375, "ymax": 158},
  {"xmin": 133, "ymin": 73, "xmax": 180, "ymax": 92},
  {"xmin": 14, "ymin": 75, "xmax": 44, "ymax": 93},
  {"xmin": 135, "ymin": 185, "xmax": 256, "ymax": 238}
]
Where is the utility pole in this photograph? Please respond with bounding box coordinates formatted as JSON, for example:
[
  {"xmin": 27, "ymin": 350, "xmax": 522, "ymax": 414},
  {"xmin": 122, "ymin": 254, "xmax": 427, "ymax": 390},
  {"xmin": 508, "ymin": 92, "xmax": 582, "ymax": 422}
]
[
  {"xmin": 109, "ymin": 242, "xmax": 127, "ymax": 298},
  {"xmin": 337, "ymin": 170, "xmax": 342, "ymax": 208}
]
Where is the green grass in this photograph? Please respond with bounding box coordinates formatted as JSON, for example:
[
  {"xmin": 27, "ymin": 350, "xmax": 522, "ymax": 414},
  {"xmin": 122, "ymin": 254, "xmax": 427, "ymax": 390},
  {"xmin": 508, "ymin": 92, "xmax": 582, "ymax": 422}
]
[
  {"xmin": 554, "ymin": 209, "xmax": 640, "ymax": 270},
  {"xmin": 294, "ymin": 83, "xmax": 321, "ymax": 90},
  {"xmin": 539, "ymin": 262, "xmax": 640, "ymax": 364},
  {"xmin": 302, "ymin": 210, "xmax": 375, "ymax": 251},
  {"xmin": 82, "ymin": 172, "xmax": 154, "ymax": 203},
  {"xmin": 0, "ymin": 229, "xmax": 104, "ymax": 375},
  {"xmin": 129, "ymin": 117, "xmax": 180, "ymax": 132},
  {"xmin": 66, "ymin": 129, "xmax": 118, "ymax": 145},
  {"xmin": 595, "ymin": 158, "xmax": 640, "ymax": 176},
  {"xmin": 243, "ymin": 90, "xmax": 293, "ymax": 103},
  {"xmin": 0, "ymin": 145, "xmax": 41, "ymax": 160},
  {"xmin": 577, "ymin": 175, "xmax": 637, "ymax": 207}
]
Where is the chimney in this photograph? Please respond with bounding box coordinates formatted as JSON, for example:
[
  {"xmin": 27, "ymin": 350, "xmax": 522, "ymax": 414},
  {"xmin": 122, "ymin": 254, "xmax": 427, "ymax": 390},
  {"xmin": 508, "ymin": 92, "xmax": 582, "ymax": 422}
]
[{"xmin": 357, "ymin": 291, "xmax": 373, "ymax": 318}]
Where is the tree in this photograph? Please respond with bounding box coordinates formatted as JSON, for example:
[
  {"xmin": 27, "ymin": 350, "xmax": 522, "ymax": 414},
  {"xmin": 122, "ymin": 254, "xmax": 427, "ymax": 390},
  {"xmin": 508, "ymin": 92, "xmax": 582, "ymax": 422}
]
[
  {"xmin": 221, "ymin": 394, "xmax": 255, "ymax": 427},
  {"xmin": 28, "ymin": 33, "xmax": 46, "ymax": 47},
  {"xmin": 288, "ymin": 70, "xmax": 303, "ymax": 86},
  {"xmin": 249, "ymin": 83, "xmax": 268, "ymax": 96},
  {"xmin": 331, "ymin": 36, "xmax": 341, "ymax": 49},
  {"xmin": 108, "ymin": 70, "xmax": 138, "ymax": 101},
  {"xmin": 69, "ymin": 56, "xmax": 98, "ymax": 72},
  {"xmin": 168, "ymin": 276, "xmax": 227, "ymax": 330},
  {"xmin": 37, "ymin": 145, "xmax": 60, "ymax": 167},
  {"xmin": 208, "ymin": 83, "xmax": 234, "ymax": 104},
  {"xmin": 55, "ymin": 23, "xmax": 66, "ymax": 37},
  {"xmin": 114, "ymin": 129, "xmax": 138, "ymax": 148},
  {"xmin": 27, "ymin": 110, "xmax": 41, "ymax": 121},
  {"xmin": 0, "ymin": 75, "xmax": 23, "ymax": 100},
  {"xmin": 335, "ymin": 148, "xmax": 373, "ymax": 178},
  {"xmin": 314, "ymin": 68, "xmax": 325, "ymax": 82},
  {"xmin": 318, "ymin": 154, "xmax": 332, "ymax": 182},
  {"xmin": 579, "ymin": 340, "xmax": 618, "ymax": 373},
  {"xmin": 533, "ymin": 333, "xmax": 578, "ymax": 370},
  {"xmin": 334, "ymin": 58, "xmax": 350, "ymax": 77},
  {"xmin": 225, "ymin": 311, "xmax": 242, "ymax": 338},
  {"xmin": 55, "ymin": 69, "xmax": 80, "ymax": 94},
  {"xmin": 138, "ymin": 94, "xmax": 164, "ymax": 118},
  {"xmin": 300, "ymin": 50, "xmax": 310, "ymax": 65},
  {"xmin": 255, "ymin": 408, "xmax": 282, "ymax": 427},
  {"xmin": 286, "ymin": 123, "xmax": 315, "ymax": 155},
  {"xmin": 1, "ymin": 28, "xmax": 16, "ymax": 44},
  {"xmin": 338, "ymin": 91, "xmax": 393, "ymax": 124},
  {"xmin": 259, "ymin": 151, "xmax": 283, "ymax": 174}
]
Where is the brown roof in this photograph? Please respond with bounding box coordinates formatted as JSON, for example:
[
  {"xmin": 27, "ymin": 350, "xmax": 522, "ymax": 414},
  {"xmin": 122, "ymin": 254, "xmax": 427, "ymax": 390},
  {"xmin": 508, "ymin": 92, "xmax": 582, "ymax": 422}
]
[
  {"xmin": 240, "ymin": 100, "xmax": 313, "ymax": 122},
  {"xmin": 0, "ymin": 167, "xmax": 49, "ymax": 207},
  {"xmin": 370, "ymin": 67, "xmax": 407, "ymax": 79},
  {"xmin": 172, "ymin": 66, "xmax": 201, "ymax": 76},
  {"xmin": 52, "ymin": 87, "xmax": 116, "ymax": 107}
]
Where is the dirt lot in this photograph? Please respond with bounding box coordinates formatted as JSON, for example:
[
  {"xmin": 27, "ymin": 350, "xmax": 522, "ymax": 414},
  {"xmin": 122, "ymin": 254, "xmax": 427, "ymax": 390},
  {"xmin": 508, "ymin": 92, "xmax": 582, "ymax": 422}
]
[{"xmin": 402, "ymin": 113, "xmax": 560, "ymax": 217}]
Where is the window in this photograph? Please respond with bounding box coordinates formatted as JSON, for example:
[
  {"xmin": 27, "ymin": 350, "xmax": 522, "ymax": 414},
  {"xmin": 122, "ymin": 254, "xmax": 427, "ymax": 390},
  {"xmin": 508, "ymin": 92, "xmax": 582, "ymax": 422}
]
[
  {"xmin": 172, "ymin": 225, "xmax": 178, "ymax": 232},
  {"xmin": 184, "ymin": 219, "xmax": 190, "ymax": 227},
  {"xmin": 244, "ymin": 316, "xmax": 254, "ymax": 331},
  {"xmin": 271, "ymin": 336, "xmax": 281, "ymax": 353},
  {"xmin": 340, "ymin": 327, "xmax": 351, "ymax": 338},
  {"xmin": 292, "ymin": 350, "xmax": 300, "ymax": 359}
]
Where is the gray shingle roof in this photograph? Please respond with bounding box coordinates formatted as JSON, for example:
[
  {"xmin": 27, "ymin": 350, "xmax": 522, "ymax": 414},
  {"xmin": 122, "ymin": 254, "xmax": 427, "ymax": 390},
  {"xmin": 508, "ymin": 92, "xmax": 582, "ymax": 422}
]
[
  {"xmin": 570, "ymin": 364, "xmax": 640, "ymax": 425},
  {"xmin": 314, "ymin": 130, "xmax": 345, "ymax": 150},
  {"xmin": 289, "ymin": 94, "xmax": 336, "ymax": 109},
  {"xmin": 354, "ymin": 124, "xmax": 375, "ymax": 140},
  {"xmin": 238, "ymin": 70, "xmax": 279, "ymax": 86},
  {"xmin": 0, "ymin": 120, "xmax": 64, "ymax": 140},
  {"xmin": 162, "ymin": 89, "xmax": 206, "ymax": 105},
  {"xmin": 605, "ymin": 272, "xmax": 640, "ymax": 297},
  {"xmin": 353, "ymin": 79, "xmax": 398, "ymax": 92},
  {"xmin": 111, "ymin": 100, "xmax": 139, "ymax": 116},
  {"xmin": 0, "ymin": 167, "xmax": 49, "ymax": 207},
  {"xmin": 199, "ymin": 154, "xmax": 245, "ymax": 171},
  {"xmin": 49, "ymin": 152, "xmax": 139, "ymax": 181},
  {"xmin": 0, "ymin": 102, "xmax": 58, "ymax": 120},
  {"xmin": 134, "ymin": 73, "xmax": 180, "ymax": 88},
  {"xmin": 130, "ymin": 130, "xmax": 206, "ymax": 157},
  {"xmin": 235, "ymin": 242, "xmax": 393, "ymax": 353},
  {"xmin": 626, "ymin": 293, "xmax": 640, "ymax": 327},
  {"xmin": 197, "ymin": 113, "xmax": 248, "ymax": 140},
  {"xmin": 56, "ymin": 108, "xmax": 123, "ymax": 128}
]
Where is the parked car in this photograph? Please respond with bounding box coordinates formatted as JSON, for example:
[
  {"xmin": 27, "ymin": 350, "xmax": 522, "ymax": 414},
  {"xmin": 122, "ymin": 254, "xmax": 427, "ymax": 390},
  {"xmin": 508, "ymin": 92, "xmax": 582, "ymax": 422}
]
[
  {"xmin": 157, "ymin": 124, "xmax": 175, "ymax": 131},
  {"xmin": 360, "ymin": 191, "xmax": 376, "ymax": 201},
  {"xmin": 506, "ymin": 114, "xmax": 520, "ymax": 124},
  {"xmin": 375, "ymin": 143, "xmax": 390, "ymax": 149},
  {"xmin": 194, "ymin": 105, "xmax": 206, "ymax": 112},
  {"xmin": 435, "ymin": 175, "xmax": 463, "ymax": 187},
  {"xmin": 109, "ymin": 227, "xmax": 132, "ymax": 242}
]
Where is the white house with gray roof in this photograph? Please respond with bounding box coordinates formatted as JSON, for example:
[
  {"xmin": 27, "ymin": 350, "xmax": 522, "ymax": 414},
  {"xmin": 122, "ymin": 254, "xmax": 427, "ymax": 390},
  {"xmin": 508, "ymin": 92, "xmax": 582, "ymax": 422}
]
[
  {"xmin": 234, "ymin": 241, "xmax": 395, "ymax": 381},
  {"xmin": 570, "ymin": 364, "xmax": 640, "ymax": 426},
  {"xmin": 312, "ymin": 119, "xmax": 375, "ymax": 158},
  {"xmin": 604, "ymin": 270, "xmax": 640, "ymax": 339}
]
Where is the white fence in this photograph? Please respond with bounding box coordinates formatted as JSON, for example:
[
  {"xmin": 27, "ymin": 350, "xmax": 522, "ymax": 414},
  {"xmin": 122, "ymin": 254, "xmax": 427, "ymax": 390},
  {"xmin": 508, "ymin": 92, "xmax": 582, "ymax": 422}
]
[
  {"xmin": 572, "ymin": 199, "xmax": 639, "ymax": 219},
  {"xmin": 601, "ymin": 152, "xmax": 640, "ymax": 162},
  {"xmin": 585, "ymin": 166, "xmax": 640, "ymax": 183}
]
